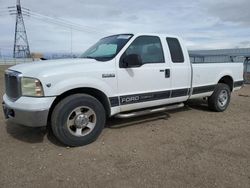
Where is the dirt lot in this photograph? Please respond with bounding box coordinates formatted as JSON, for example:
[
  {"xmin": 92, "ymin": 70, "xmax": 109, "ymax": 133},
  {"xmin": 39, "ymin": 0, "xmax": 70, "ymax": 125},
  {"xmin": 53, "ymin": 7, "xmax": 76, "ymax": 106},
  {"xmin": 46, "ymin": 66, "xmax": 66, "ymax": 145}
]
[{"xmin": 0, "ymin": 65, "xmax": 250, "ymax": 188}]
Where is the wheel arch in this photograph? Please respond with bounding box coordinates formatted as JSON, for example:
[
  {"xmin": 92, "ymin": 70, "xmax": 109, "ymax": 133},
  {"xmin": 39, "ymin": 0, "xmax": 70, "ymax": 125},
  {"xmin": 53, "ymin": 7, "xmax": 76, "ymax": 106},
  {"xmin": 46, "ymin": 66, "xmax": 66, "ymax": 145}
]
[
  {"xmin": 47, "ymin": 87, "xmax": 111, "ymax": 125},
  {"xmin": 217, "ymin": 75, "xmax": 234, "ymax": 91}
]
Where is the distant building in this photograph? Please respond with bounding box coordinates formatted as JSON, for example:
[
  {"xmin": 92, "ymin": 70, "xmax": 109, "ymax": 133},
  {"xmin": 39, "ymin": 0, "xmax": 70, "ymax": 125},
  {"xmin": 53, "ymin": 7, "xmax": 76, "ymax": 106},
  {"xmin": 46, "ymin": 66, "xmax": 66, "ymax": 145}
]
[{"xmin": 189, "ymin": 48, "xmax": 250, "ymax": 62}]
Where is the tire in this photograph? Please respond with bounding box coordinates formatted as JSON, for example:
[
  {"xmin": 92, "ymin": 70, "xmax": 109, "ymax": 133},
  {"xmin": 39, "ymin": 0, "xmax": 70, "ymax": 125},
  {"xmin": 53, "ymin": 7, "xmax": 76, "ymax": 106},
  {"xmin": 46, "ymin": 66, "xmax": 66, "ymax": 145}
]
[
  {"xmin": 51, "ymin": 94, "xmax": 106, "ymax": 146},
  {"xmin": 208, "ymin": 83, "xmax": 231, "ymax": 112}
]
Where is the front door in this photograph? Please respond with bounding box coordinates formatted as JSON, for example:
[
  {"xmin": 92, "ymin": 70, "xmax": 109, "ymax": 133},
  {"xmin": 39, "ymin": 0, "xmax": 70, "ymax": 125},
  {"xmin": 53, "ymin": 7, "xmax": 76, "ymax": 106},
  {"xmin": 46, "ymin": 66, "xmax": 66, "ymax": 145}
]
[{"xmin": 116, "ymin": 35, "xmax": 172, "ymax": 112}]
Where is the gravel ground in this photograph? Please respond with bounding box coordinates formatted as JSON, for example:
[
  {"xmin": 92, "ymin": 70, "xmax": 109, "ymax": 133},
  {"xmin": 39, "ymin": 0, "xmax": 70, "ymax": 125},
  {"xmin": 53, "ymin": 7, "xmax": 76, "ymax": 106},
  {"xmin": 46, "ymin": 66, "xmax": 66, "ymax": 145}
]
[{"xmin": 0, "ymin": 65, "xmax": 250, "ymax": 188}]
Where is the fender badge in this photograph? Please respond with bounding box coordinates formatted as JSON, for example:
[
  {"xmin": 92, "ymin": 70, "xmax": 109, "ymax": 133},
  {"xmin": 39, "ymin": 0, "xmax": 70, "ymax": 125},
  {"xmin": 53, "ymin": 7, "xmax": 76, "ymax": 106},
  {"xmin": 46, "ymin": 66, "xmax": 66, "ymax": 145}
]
[{"xmin": 102, "ymin": 74, "xmax": 115, "ymax": 78}]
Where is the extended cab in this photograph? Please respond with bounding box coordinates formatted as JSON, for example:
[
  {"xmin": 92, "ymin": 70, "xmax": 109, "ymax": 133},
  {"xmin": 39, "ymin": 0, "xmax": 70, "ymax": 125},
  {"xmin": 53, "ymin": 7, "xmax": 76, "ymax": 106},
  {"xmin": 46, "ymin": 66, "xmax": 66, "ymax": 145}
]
[{"xmin": 3, "ymin": 33, "xmax": 244, "ymax": 146}]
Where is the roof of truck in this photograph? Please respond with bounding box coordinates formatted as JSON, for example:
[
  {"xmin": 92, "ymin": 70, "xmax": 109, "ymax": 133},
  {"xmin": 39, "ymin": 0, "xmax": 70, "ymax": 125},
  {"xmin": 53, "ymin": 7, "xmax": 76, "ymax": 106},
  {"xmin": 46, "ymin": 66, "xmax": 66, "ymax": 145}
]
[
  {"xmin": 132, "ymin": 33, "xmax": 180, "ymax": 38},
  {"xmin": 104, "ymin": 33, "xmax": 181, "ymax": 39}
]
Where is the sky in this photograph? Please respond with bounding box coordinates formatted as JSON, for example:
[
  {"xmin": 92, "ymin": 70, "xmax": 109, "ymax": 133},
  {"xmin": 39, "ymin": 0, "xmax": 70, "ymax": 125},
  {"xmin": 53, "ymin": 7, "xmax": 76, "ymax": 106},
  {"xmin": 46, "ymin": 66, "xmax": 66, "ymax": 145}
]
[{"xmin": 0, "ymin": 0, "xmax": 250, "ymax": 56}]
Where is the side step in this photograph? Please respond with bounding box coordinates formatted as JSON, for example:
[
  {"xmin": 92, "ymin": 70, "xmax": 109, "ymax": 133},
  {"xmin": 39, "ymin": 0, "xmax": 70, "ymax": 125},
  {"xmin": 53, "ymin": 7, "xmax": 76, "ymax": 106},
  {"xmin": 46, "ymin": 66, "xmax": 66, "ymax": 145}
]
[{"xmin": 115, "ymin": 103, "xmax": 184, "ymax": 119}]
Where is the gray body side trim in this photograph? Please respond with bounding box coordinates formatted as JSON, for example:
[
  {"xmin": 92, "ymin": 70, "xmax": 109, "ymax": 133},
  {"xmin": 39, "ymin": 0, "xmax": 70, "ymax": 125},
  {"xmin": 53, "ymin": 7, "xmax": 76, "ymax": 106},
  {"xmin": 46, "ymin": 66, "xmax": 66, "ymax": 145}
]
[
  {"xmin": 191, "ymin": 62, "xmax": 243, "ymax": 64},
  {"xmin": 3, "ymin": 102, "xmax": 49, "ymax": 127},
  {"xmin": 109, "ymin": 80, "xmax": 244, "ymax": 107}
]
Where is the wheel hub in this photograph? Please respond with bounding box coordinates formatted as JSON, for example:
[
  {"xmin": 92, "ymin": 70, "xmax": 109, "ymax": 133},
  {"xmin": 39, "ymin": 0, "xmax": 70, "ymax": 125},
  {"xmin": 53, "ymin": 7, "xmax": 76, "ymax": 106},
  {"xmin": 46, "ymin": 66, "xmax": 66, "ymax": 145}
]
[
  {"xmin": 67, "ymin": 106, "xmax": 97, "ymax": 137},
  {"xmin": 218, "ymin": 90, "xmax": 228, "ymax": 107},
  {"xmin": 74, "ymin": 114, "xmax": 89, "ymax": 128}
]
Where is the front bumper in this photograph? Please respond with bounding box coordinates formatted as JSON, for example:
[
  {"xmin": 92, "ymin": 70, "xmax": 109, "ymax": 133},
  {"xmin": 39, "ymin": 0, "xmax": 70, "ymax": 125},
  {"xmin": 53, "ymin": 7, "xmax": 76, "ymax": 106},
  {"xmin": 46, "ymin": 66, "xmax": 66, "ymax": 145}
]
[{"xmin": 2, "ymin": 94, "xmax": 56, "ymax": 127}]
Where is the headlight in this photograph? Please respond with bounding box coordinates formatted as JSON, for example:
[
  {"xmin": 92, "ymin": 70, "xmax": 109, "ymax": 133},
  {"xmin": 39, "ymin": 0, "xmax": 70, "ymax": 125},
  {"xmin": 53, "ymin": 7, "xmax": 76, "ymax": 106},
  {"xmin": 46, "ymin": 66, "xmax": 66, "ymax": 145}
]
[{"xmin": 21, "ymin": 77, "xmax": 44, "ymax": 97}]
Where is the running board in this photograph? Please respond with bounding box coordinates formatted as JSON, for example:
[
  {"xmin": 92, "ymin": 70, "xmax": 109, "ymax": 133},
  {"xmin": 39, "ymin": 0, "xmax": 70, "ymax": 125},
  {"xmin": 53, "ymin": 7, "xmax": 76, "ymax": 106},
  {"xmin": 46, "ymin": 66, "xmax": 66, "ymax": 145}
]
[{"xmin": 115, "ymin": 103, "xmax": 184, "ymax": 119}]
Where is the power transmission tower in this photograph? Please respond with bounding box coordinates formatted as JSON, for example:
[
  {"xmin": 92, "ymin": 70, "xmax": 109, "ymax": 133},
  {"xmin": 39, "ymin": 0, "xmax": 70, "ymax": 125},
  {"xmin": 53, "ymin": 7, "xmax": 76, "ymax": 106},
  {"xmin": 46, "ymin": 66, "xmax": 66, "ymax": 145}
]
[{"xmin": 13, "ymin": 0, "xmax": 31, "ymax": 58}]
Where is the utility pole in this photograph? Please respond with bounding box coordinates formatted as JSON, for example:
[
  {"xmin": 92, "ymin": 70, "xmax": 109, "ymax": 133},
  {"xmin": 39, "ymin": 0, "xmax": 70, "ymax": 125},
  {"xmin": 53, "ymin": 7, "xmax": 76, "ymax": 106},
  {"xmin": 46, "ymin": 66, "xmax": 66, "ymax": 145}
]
[{"xmin": 13, "ymin": 0, "xmax": 31, "ymax": 58}]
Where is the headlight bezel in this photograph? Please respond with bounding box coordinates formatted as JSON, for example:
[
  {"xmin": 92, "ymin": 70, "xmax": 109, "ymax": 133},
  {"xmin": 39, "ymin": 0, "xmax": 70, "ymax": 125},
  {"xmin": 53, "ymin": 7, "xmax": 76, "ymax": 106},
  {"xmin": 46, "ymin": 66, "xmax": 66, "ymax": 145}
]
[{"xmin": 21, "ymin": 77, "xmax": 44, "ymax": 97}]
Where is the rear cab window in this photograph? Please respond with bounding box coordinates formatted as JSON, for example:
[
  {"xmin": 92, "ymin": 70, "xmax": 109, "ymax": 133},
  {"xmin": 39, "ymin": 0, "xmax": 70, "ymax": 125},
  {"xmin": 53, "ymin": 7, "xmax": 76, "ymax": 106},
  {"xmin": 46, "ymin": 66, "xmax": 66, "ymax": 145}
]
[{"xmin": 166, "ymin": 37, "xmax": 184, "ymax": 63}]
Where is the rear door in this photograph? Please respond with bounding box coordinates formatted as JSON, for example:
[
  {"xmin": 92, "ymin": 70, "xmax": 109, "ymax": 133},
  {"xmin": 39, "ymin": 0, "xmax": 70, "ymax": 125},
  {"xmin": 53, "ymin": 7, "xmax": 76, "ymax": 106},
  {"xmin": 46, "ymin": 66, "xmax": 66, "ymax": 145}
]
[
  {"xmin": 116, "ymin": 35, "xmax": 172, "ymax": 112},
  {"xmin": 166, "ymin": 37, "xmax": 191, "ymax": 102}
]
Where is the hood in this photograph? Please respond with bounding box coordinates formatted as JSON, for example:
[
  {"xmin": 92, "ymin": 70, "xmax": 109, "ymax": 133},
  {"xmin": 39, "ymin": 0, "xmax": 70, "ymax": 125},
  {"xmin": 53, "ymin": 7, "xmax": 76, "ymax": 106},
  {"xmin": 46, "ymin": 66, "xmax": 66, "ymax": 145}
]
[{"xmin": 8, "ymin": 58, "xmax": 107, "ymax": 78}]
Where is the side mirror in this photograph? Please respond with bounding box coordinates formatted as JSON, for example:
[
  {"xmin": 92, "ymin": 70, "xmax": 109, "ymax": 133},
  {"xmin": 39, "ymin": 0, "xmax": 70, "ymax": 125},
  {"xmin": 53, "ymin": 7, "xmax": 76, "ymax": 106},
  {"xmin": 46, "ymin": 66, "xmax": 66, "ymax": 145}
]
[{"xmin": 122, "ymin": 54, "xmax": 142, "ymax": 68}]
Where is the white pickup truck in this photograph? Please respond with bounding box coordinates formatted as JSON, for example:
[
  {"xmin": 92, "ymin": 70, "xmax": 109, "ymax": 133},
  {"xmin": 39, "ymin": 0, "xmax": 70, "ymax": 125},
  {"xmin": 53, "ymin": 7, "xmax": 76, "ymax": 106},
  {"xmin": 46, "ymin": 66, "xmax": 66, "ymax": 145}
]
[{"xmin": 3, "ymin": 33, "xmax": 244, "ymax": 146}]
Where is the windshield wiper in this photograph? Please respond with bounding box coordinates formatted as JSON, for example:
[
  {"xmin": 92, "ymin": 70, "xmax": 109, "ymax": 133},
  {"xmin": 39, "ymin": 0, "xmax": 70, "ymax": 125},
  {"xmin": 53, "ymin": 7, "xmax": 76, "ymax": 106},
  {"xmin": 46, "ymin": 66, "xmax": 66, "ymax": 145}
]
[
  {"xmin": 84, "ymin": 56, "xmax": 96, "ymax": 59},
  {"xmin": 83, "ymin": 56, "xmax": 112, "ymax": 62}
]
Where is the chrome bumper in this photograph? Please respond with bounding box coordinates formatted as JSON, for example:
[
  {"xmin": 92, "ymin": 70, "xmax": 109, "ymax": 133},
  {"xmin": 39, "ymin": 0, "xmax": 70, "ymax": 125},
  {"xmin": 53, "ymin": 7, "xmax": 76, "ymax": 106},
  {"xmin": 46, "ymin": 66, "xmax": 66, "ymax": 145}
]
[{"xmin": 2, "ymin": 101, "xmax": 49, "ymax": 127}]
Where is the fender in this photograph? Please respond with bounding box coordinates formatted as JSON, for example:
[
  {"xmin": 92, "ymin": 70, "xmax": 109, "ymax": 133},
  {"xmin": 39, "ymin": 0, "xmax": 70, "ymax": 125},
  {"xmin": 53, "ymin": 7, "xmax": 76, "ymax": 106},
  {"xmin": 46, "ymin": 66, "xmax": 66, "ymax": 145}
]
[
  {"xmin": 44, "ymin": 76, "xmax": 115, "ymax": 98},
  {"xmin": 215, "ymin": 70, "xmax": 234, "ymax": 84}
]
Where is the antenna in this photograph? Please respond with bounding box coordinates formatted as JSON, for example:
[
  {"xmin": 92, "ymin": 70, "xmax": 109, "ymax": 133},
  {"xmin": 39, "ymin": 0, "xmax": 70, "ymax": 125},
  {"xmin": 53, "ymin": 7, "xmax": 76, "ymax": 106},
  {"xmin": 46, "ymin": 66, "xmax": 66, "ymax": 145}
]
[{"xmin": 13, "ymin": 0, "xmax": 31, "ymax": 58}]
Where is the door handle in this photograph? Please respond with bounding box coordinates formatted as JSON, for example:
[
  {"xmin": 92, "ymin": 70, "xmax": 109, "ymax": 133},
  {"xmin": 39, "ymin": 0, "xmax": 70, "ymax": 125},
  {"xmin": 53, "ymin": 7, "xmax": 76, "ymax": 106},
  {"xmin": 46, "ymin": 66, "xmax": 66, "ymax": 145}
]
[
  {"xmin": 165, "ymin": 69, "xmax": 170, "ymax": 78},
  {"xmin": 159, "ymin": 69, "xmax": 170, "ymax": 78}
]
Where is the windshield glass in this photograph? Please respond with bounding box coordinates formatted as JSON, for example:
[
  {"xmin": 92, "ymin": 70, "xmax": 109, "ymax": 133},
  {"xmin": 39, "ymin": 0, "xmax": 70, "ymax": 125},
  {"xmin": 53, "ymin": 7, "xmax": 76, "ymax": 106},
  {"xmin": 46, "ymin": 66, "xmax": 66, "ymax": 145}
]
[{"xmin": 81, "ymin": 34, "xmax": 133, "ymax": 61}]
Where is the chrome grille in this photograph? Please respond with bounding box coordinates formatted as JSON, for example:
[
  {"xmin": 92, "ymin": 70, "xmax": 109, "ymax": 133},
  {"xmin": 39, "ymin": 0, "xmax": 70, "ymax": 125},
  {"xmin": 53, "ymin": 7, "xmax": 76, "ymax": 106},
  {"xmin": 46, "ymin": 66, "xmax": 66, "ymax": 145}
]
[{"xmin": 5, "ymin": 70, "xmax": 22, "ymax": 101}]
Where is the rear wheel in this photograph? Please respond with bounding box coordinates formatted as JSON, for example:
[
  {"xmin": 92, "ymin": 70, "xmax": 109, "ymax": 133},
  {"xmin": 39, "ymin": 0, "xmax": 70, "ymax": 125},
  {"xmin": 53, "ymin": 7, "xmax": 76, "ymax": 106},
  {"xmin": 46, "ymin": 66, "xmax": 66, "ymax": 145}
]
[
  {"xmin": 208, "ymin": 83, "xmax": 231, "ymax": 112},
  {"xmin": 51, "ymin": 94, "xmax": 106, "ymax": 146}
]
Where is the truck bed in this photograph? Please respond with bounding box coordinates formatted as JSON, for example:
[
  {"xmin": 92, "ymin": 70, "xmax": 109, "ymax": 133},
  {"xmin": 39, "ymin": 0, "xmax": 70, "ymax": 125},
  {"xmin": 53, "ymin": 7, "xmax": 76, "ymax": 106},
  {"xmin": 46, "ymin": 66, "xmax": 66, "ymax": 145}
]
[{"xmin": 189, "ymin": 54, "xmax": 244, "ymax": 98}]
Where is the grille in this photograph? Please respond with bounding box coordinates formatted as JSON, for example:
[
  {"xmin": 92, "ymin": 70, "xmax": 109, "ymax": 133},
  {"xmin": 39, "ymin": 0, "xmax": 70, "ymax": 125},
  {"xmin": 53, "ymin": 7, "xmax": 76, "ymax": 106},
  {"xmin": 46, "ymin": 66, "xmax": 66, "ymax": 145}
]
[{"xmin": 5, "ymin": 70, "xmax": 22, "ymax": 101}]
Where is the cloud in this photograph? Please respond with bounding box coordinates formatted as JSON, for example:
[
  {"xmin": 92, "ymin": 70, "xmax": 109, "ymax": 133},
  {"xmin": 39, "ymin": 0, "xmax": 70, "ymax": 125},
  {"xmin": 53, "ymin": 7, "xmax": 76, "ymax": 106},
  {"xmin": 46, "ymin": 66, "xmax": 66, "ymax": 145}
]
[
  {"xmin": 235, "ymin": 41, "xmax": 250, "ymax": 48},
  {"xmin": 0, "ymin": 0, "xmax": 249, "ymax": 56},
  {"xmin": 204, "ymin": 0, "xmax": 250, "ymax": 26}
]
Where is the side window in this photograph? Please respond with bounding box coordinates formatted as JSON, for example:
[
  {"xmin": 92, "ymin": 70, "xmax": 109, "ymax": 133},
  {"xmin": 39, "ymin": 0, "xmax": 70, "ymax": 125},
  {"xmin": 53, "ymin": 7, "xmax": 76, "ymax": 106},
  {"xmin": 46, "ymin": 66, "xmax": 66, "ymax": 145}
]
[
  {"xmin": 124, "ymin": 36, "xmax": 165, "ymax": 64},
  {"xmin": 166, "ymin": 37, "xmax": 184, "ymax": 63}
]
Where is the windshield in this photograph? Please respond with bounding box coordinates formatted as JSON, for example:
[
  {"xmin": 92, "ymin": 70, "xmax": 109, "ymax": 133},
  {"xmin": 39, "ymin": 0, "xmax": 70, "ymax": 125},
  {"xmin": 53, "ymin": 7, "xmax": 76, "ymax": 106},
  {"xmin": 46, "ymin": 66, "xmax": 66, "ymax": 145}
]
[{"xmin": 81, "ymin": 34, "xmax": 133, "ymax": 61}]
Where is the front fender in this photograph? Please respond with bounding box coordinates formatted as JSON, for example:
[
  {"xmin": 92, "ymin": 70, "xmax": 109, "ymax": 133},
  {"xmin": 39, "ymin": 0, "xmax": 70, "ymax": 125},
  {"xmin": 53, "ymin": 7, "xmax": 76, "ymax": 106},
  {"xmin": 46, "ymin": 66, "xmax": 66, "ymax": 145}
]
[{"xmin": 44, "ymin": 77, "xmax": 115, "ymax": 98}]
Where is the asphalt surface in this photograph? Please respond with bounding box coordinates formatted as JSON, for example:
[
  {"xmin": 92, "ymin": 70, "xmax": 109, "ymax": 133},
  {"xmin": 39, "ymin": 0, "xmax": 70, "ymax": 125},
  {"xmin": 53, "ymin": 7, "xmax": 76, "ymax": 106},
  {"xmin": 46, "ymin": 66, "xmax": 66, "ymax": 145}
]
[{"xmin": 0, "ymin": 65, "xmax": 250, "ymax": 188}]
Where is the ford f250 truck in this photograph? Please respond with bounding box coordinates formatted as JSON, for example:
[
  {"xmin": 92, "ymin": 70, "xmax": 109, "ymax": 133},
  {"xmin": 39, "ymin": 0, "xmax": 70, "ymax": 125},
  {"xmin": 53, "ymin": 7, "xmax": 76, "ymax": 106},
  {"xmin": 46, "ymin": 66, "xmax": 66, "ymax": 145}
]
[{"xmin": 3, "ymin": 33, "xmax": 244, "ymax": 146}]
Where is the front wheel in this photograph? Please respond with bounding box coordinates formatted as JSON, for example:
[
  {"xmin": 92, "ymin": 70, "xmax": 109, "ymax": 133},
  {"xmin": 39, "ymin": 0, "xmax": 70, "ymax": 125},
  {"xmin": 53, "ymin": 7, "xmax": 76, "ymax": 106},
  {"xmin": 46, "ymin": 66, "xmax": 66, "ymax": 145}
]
[
  {"xmin": 51, "ymin": 94, "xmax": 106, "ymax": 146},
  {"xmin": 208, "ymin": 83, "xmax": 231, "ymax": 112}
]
